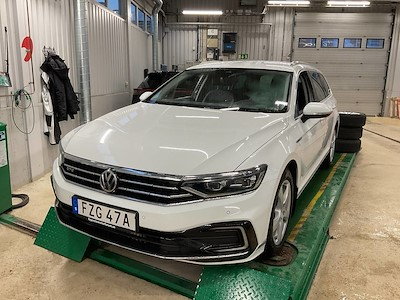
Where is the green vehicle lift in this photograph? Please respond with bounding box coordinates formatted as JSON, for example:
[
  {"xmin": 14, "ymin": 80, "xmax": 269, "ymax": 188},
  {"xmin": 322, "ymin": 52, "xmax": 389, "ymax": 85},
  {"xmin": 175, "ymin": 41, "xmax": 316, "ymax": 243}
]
[
  {"xmin": 0, "ymin": 122, "xmax": 12, "ymax": 215},
  {"xmin": 2, "ymin": 152, "xmax": 356, "ymax": 300}
]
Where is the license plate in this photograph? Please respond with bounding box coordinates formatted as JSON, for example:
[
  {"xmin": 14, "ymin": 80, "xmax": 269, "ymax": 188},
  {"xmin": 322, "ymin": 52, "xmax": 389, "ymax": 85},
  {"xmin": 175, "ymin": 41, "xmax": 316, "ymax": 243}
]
[{"xmin": 72, "ymin": 197, "xmax": 137, "ymax": 232}]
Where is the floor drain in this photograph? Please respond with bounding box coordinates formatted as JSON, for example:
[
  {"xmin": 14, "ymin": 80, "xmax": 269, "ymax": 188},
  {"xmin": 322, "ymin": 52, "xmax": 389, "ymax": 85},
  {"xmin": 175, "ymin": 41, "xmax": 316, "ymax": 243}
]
[{"xmin": 256, "ymin": 243, "xmax": 297, "ymax": 266}]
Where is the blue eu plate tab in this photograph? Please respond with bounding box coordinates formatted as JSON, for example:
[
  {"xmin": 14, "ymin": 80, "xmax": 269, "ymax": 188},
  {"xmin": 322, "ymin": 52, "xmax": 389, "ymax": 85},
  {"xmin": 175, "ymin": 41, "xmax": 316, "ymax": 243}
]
[{"xmin": 72, "ymin": 196, "xmax": 79, "ymax": 214}]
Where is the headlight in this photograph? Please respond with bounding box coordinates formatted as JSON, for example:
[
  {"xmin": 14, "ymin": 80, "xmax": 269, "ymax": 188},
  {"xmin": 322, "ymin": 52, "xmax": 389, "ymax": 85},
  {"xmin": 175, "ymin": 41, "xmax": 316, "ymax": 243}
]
[
  {"xmin": 58, "ymin": 141, "xmax": 65, "ymax": 166},
  {"xmin": 181, "ymin": 165, "xmax": 267, "ymax": 198}
]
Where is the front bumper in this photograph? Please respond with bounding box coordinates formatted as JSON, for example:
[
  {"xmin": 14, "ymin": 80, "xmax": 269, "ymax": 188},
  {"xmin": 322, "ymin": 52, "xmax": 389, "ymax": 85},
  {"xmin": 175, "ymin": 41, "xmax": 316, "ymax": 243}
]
[
  {"xmin": 55, "ymin": 199, "xmax": 258, "ymax": 262},
  {"xmin": 52, "ymin": 159, "xmax": 278, "ymax": 264}
]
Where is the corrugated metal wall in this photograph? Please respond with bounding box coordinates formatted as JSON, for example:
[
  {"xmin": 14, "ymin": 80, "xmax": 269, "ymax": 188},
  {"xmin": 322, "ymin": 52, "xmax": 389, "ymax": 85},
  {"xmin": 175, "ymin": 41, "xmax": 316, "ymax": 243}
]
[
  {"xmin": 164, "ymin": 25, "xmax": 197, "ymax": 69},
  {"xmin": 88, "ymin": 2, "xmax": 129, "ymax": 97},
  {"xmin": 162, "ymin": 2, "xmax": 295, "ymax": 70},
  {"xmin": 163, "ymin": 16, "xmax": 271, "ymax": 70},
  {"xmin": 264, "ymin": 9, "xmax": 294, "ymax": 61}
]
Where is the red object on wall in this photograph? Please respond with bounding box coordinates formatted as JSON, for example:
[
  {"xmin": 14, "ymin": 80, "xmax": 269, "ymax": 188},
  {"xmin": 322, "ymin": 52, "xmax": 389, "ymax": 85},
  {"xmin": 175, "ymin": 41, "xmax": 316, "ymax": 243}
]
[{"xmin": 21, "ymin": 37, "xmax": 33, "ymax": 62}]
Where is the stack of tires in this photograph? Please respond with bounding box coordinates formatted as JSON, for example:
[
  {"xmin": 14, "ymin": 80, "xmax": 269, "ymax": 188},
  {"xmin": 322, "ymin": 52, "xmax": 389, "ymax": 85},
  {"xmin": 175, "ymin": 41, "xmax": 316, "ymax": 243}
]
[{"xmin": 336, "ymin": 112, "xmax": 367, "ymax": 153}]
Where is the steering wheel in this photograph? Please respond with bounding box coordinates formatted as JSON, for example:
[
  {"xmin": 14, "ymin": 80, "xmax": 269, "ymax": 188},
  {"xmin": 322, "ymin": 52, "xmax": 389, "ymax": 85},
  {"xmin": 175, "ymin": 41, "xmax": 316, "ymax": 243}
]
[{"xmin": 203, "ymin": 90, "xmax": 235, "ymax": 106}]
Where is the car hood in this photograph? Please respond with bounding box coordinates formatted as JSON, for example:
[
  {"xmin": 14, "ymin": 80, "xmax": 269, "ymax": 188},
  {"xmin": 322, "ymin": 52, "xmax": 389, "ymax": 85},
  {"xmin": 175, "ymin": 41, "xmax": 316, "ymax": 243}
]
[{"xmin": 63, "ymin": 103, "xmax": 288, "ymax": 175}]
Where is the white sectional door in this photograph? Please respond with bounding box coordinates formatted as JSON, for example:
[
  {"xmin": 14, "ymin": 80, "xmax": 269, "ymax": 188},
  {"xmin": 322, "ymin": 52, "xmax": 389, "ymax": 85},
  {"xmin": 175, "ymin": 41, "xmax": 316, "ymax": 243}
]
[{"xmin": 293, "ymin": 12, "xmax": 393, "ymax": 115}]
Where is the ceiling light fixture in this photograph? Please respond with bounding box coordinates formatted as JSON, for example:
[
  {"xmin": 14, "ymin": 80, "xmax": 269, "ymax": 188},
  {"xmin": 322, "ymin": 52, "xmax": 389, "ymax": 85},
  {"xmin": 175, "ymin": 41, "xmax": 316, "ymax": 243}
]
[
  {"xmin": 182, "ymin": 10, "xmax": 223, "ymax": 15},
  {"xmin": 267, "ymin": 0, "xmax": 311, "ymax": 6},
  {"xmin": 326, "ymin": 1, "xmax": 370, "ymax": 7}
]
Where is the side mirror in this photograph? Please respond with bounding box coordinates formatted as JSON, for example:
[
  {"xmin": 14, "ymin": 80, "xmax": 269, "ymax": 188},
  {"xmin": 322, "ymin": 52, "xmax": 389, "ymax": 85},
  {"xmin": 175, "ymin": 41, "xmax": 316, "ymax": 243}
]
[
  {"xmin": 301, "ymin": 102, "xmax": 333, "ymax": 122},
  {"xmin": 139, "ymin": 91, "xmax": 153, "ymax": 101}
]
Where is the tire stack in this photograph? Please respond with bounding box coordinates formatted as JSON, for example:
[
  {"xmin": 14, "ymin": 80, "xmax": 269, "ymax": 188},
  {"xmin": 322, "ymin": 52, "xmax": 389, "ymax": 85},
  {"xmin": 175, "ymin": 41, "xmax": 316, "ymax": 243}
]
[{"xmin": 336, "ymin": 112, "xmax": 367, "ymax": 153}]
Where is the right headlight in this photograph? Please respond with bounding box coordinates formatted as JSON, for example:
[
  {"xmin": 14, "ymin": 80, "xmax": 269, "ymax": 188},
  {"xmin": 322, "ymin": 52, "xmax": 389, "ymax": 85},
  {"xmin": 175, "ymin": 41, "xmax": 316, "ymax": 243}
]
[{"xmin": 181, "ymin": 165, "xmax": 267, "ymax": 199}]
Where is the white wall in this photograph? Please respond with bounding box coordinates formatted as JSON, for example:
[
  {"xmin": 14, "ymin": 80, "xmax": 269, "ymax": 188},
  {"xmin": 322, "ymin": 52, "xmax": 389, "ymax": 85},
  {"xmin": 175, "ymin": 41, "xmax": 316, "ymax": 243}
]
[
  {"xmin": 129, "ymin": 24, "xmax": 152, "ymax": 89},
  {"xmin": 87, "ymin": 2, "xmax": 131, "ymax": 118},
  {"xmin": 0, "ymin": 0, "xmax": 152, "ymax": 189}
]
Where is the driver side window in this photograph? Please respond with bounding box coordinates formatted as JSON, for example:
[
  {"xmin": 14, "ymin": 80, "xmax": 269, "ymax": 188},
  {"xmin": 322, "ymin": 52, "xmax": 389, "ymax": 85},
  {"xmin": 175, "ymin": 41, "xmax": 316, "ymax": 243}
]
[{"xmin": 296, "ymin": 72, "xmax": 311, "ymax": 117}]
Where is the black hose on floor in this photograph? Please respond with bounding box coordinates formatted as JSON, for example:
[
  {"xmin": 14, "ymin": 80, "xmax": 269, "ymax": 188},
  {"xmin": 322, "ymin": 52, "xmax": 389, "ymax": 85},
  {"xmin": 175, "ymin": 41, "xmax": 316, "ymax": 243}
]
[
  {"xmin": 11, "ymin": 193, "xmax": 30, "ymax": 209},
  {"xmin": 364, "ymin": 128, "xmax": 400, "ymax": 144}
]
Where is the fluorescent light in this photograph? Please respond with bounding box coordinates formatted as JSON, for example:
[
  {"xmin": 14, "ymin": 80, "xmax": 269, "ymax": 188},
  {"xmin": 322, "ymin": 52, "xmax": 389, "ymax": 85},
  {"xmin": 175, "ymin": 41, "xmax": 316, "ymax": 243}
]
[
  {"xmin": 182, "ymin": 10, "xmax": 223, "ymax": 15},
  {"xmin": 327, "ymin": 1, "xmax": 370, "ymax": 7},
  {"xmin": 267, "ymin": 0, "xmax": 310, "ymax": 6}
]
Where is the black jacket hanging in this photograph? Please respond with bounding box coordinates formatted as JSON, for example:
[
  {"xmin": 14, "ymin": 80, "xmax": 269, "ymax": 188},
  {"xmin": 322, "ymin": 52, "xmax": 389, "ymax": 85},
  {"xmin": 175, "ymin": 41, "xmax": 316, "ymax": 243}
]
[{"xmin": 40, "ymin": 54, "xmax": 79, "ymax": 121}]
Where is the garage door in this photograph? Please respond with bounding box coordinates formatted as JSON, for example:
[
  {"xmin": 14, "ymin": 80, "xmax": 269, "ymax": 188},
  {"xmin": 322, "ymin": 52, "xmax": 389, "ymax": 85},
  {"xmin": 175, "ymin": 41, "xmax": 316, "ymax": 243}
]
[{"xmin": 292, "ymin": 12, "xmax": 393, "ymax": 115}]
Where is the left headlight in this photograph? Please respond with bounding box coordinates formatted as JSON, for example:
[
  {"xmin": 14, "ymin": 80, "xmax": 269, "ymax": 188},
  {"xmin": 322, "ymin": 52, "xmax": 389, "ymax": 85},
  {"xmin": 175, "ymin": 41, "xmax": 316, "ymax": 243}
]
[
  {"xmin": 181, "ymin": 165, "xmax": 267, "ymax": 199},
  {"xmin": 58, "ymin": 141, "xmax": 65, "ymax": 166}
]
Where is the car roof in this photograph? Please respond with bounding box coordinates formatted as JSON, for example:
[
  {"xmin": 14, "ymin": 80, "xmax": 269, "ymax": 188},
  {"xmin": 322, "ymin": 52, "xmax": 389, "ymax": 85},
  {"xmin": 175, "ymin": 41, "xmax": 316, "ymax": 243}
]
[{"xmin": 187, "ymin": 60, "xmax": 319, "ymax": 74}]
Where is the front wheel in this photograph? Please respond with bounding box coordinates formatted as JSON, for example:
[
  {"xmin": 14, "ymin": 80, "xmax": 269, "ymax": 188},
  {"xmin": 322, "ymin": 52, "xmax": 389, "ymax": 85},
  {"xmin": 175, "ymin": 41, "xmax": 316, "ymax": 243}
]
[{"xmin": 264, "ymin": 169, "xmax": 294, "ymax": 257}]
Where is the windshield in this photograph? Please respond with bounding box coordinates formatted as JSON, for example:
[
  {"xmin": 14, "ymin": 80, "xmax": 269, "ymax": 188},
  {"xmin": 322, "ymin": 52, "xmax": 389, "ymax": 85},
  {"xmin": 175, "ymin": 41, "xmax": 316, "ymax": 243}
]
[{"xmin": 145, "ymin": 68, "xmax": 292, "ymax": 113}]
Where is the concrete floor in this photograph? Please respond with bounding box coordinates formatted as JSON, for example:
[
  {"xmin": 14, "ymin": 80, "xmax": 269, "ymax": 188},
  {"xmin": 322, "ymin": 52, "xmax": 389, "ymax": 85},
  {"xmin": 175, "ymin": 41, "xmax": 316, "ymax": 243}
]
[
  {"xmin": 1, "ymin": 117, "xmax": 399, "ymax": 299},
  {"xmin": 309, "ymin": 117, "xmax": 400, "ymax": 300}
]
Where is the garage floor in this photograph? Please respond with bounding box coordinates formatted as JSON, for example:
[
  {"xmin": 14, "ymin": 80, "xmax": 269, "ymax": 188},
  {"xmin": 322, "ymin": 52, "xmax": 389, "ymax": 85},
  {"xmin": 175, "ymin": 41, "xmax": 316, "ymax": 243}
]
[{"xmin": 1, "ymin": 117, "xmax": 399, "ymax": 300}]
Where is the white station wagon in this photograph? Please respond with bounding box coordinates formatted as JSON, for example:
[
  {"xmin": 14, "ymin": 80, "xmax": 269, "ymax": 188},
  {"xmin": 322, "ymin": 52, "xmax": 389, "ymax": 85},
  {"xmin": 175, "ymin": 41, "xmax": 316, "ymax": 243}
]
[{"xmin": 53, "ymin": 61, "xmax": 339, "ymax": 264}]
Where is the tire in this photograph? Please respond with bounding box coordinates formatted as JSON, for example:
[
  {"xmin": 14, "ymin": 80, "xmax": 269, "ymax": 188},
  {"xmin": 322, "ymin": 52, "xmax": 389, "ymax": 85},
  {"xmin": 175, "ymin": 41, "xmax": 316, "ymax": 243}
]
[
  {"xmin": 321, "ymin": 130, "xmax": 336, "ymax": 168},
  {"xmin": 264, "ymin": 169, "xmax": 294, "ymax": 257},
  {"xmin": 335, "ymin": 139, "xmax": 361, "ymax": 153},
  {"xmin": 338, "ymin": 127, "xmax": 363, "ymax": 140},
  {"xmin": 339, "ymin": 112, "xmax": 366, "ymax": 128}
]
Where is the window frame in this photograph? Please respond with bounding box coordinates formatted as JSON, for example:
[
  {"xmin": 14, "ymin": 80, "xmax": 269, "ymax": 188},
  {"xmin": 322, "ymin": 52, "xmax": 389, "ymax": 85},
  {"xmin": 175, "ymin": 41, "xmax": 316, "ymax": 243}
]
[
  {"xmin": 138, "ymin": 8, "xmax": 145, "ymax": 31},
  {"xmin": 321, "ymin": 38, "xmax": 339, "ymax": 49},
  {"xmin": 130, "ymin": 2, "xmax": 137, "ymax": 25},
  {"xmin": 343, "ymin": 38, "xmax": 362, "ymax": 49},
  {"xmin": 307, "ymin": 71, "xmax": 330, "ymax": 102},
  {"xmin": 366, "ymin": 38, "xmax": 385, "ymax": 49},
  {"xmin": 295, "ymin": 71, "xmax": 313, "ymax": 118},
  {"xmin": 298, "ymin": 38, "xmax": 317, "ymax": 49},
  {"xmin": 146, "ymin": 15, "xmax": 153, "ymax": 33}
]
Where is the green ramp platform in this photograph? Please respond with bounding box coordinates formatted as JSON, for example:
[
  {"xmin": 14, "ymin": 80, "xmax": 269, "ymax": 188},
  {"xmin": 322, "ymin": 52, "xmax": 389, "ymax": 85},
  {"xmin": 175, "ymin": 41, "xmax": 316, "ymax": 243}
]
[
  {"xmin": 34, "ymin": 153, "xmax": 356, "ymax": 300},
  {"xmin": 195, "ymin": 153, "xmax": 356, "ymax": 300}
]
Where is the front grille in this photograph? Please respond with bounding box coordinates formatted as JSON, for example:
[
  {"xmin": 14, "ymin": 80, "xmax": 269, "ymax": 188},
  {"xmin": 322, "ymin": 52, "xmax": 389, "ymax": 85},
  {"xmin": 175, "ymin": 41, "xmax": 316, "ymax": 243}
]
[{"xmin": 60, "ymin": 154, "xmax": 201, "ymax": 205}]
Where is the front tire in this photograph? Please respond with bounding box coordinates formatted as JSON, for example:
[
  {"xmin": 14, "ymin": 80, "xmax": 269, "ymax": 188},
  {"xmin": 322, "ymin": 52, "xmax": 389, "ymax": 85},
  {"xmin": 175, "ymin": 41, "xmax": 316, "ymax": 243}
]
[{"xmin": 264, "ymin": 169, "xmax": 294, "ymax": 257}]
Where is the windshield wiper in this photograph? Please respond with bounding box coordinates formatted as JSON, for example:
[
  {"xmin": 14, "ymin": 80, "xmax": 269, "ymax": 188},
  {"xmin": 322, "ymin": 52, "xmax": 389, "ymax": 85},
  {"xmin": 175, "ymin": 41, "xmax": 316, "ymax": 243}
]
[
  {"xmin": 220, "ymin": 107, "xmax": 240, "ymax": 111},
  {"xmin": 238, "ymin": 108, "xmax": 279, "ymax": 113}
]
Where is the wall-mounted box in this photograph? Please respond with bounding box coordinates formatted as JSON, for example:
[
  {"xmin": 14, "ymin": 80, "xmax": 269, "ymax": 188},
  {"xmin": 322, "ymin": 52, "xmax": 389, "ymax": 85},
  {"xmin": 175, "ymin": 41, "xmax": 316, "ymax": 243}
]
[
  {"xmin": 207, "ymin": 29, "xmax": 218, "ymax": 36},
  {"xmin": 207, "ymin": 38, "xmax": 219, "ymax": 48},
  {"xmin": 222, "ymin": 32, "xmax": 237, "ymax": 54}
]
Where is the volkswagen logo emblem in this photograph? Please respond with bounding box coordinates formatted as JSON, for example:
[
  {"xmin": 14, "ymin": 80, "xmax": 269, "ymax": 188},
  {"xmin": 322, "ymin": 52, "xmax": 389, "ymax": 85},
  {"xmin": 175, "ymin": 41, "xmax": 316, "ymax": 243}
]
[{"xmin": 99, "ymin": 169, "xmax": 118, "ymax": 193}]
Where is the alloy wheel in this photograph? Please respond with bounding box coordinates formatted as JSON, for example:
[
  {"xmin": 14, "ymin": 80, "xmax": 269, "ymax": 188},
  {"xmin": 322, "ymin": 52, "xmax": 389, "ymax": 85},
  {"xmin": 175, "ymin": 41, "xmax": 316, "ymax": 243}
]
[{"xmin": 272, "ymin": 179, "xmax": 292, "ymax": 245}]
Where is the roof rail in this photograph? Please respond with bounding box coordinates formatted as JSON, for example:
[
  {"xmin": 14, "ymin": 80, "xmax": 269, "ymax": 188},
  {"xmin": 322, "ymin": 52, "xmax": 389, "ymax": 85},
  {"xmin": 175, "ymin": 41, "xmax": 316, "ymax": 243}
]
[{"xmin": 290, "ymin": 61, "xmax": 309, "ymax": 66}]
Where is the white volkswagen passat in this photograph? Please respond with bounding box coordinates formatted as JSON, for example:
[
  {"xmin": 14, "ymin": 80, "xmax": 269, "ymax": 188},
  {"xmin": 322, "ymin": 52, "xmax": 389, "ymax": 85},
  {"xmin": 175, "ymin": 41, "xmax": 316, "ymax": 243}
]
[{"xmin": 52, "ymin": 61, "xmax": 338, "ymax": 264}]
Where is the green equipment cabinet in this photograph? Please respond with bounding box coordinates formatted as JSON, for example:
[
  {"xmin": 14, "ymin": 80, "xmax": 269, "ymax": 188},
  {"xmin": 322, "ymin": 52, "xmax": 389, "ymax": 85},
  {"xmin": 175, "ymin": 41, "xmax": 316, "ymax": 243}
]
[{"xmin": 0, "ymin": 122, "xmax": 12, "ymax": 214}]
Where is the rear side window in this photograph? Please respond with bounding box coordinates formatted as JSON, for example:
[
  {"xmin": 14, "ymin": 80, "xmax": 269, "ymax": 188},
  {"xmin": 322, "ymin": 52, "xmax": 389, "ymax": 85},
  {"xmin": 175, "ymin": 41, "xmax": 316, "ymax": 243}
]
[{"xmin": 308, "ymin": 71, "xmax": 330, "ymax": 102}]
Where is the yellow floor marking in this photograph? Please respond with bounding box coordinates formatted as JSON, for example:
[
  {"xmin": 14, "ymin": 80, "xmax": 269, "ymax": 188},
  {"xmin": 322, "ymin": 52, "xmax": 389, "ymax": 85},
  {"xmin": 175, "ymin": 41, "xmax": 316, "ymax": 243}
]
[{"xmin": 287, "ymin": 153, "xmax": 346, "ymax": 243}]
